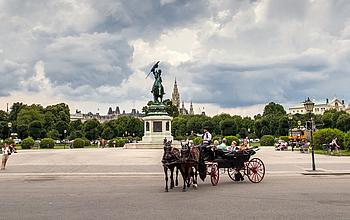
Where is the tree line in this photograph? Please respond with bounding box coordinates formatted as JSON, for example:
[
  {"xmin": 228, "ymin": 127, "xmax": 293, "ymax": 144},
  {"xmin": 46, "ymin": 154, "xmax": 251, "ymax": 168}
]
[{"xmin": 1, "ymin": 102, "xmax": 350, "ymax": 142}]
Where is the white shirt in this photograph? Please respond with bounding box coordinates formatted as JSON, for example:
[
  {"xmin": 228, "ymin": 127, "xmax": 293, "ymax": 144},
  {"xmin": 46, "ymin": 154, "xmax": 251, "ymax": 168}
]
[
  {"xmin": 2, "ymin": 146, "xmax": 11, "ymax": 155},
  {"xmin": 202, "ymin": 131, "xmax": 212, "ymax": 143}
]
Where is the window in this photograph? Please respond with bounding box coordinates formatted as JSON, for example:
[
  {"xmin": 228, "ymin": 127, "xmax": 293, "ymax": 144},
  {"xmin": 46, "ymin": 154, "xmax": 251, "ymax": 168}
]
[
  {"xmin": 153, "ymin": 121, "xmax": 162, "ymax": 132},
  {"xmin": 146, "ymin": 122, "xmax": 150, "ymax": 131},
  {"xmin": 166, "ymin": 122, "xmax": 170, "ymax": 131}
]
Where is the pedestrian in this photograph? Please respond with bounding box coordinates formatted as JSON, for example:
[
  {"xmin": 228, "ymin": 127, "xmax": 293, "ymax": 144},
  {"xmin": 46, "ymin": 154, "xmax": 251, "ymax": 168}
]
[{"xmin": 1, "ymin": 143, "xmax": 12, "ymax": 170}]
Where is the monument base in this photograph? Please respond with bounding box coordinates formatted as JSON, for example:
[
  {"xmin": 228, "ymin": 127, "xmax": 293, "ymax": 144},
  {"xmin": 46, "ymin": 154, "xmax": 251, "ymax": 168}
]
[{"xmin": 123, "ymin": 141, "xmax": 180, "ymax": 149}]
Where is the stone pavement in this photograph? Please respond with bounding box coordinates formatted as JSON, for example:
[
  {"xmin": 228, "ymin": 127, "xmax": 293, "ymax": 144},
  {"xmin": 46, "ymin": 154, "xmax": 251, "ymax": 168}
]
[{"xmin": 1, "ymin": 147, "xmax": 350, "ymax": 176}]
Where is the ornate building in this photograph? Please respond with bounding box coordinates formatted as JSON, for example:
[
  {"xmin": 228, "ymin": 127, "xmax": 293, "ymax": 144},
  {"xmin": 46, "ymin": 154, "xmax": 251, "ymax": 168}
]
[
  {"xmin": 171, "ymin": 79, "xmax": 180, "ymax": 110},
  {"xmin": 70, "ymin": 106, "xmax": 144, "ymax": 122},
  {"xmin": 289, "ymin": 97, "xmax": 347, "ymax": 115},
  {"xmin": 171, "ymin": 79, "xmax": 196, "ymax": 115}
]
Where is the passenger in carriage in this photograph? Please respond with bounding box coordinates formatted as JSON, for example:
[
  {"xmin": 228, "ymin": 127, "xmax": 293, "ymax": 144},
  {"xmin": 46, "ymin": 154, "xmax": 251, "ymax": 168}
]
[
  {"xmin": 217, "ymin": 138, "xmax": 228, "ymax": 151},
  {"xmin": 239, "ymin": 139, "xmax": 249, "ymax": 151}
]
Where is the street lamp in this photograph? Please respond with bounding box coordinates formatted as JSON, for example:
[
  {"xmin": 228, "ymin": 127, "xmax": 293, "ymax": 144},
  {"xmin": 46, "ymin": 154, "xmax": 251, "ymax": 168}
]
[
  {"xmin": 63, "ymin": 129, "xmax": 67, "ymax": 149},
  {"xmin": 288, "ymin": 114, "xmax": 293, "ymax": 151},
  {"xmin": 303, "ymin": 97, "xmax": 315, "ymax": 171},
  {"xmin": 7, "ymin": 122, "xmax": 12, "ymax": 139}
]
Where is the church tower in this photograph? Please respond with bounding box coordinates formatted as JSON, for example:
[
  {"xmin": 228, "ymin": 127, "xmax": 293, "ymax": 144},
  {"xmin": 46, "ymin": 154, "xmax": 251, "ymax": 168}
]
[
  {"xmin": 172, "ymin": 78, "xmax": 180, "ymax": 110},
  {"xmin": 189, "ymin": 100, "xmax": 194, "ymax": 115}
]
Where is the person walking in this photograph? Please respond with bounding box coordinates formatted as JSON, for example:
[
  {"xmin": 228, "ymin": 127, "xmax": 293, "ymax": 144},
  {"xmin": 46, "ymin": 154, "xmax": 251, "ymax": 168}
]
[{"xmin": 1, "ymin": 143, "xmax": 12, "ymax": 170}]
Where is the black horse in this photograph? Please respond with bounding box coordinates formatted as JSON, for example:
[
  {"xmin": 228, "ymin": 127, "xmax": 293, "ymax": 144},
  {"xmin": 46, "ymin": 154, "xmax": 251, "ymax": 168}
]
[
  {"xmin": 179, "ymin": 142, "xmax": 201, "ymax": 191},
  {"xmin": 162, "ymin": 139, "xmax": 180, "ymax": 192}
]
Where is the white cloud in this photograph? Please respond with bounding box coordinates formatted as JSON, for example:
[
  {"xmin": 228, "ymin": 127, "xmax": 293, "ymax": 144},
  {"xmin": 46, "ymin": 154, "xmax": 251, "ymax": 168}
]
[{"xmin": 2, "ymin": 0, "xmax": 350, "ymax": 116}]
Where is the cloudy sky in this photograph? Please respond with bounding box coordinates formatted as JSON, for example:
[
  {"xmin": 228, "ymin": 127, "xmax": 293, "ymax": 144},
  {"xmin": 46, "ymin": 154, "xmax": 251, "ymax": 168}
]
[{"xmin": 1, "ymin": 0, "xmax": 350, "ymax": 116}]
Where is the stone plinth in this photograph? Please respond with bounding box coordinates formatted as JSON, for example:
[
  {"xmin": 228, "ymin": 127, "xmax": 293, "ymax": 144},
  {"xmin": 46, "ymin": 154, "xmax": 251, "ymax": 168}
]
[{"xmin": 124, "ymin": 114, "xmax": 175, "ymax": 149}]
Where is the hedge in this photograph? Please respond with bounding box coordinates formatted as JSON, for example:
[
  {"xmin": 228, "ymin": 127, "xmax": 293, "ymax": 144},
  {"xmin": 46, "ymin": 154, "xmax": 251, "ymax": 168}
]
[
  {"xmin": 22, "ymin": 137, "xmax": 35, "ymax": 149},
  {"xmin": 344, "ymin": 131, "xmax": 350, "ymax": 150},
  {"xmin": 72, "ymin": 138, "xmax": 85, "ymax": 148},
  {"xmin": 260, "ymin": 135, "xmax": 275, "ymax": 146},
  {"xmin": 313, "ymin": 128, "xmax": 344, "ymax": 150},
  {"xmin": 224, "ymin": 136, "xmax": 240, "ymax": 146},
  {"xmin": 279, "ymin": 136, "xmax": 289, "ymax": 142},
  {"xmin": 108, "ymin": 138, "xmax": 125, "ymax": 148},
  {"xmin": 82, "ymin": 137, "xmax": 91, "ymax": 146},
  {"xmin": 40, "ymin": 138, "xmax": 55, "ymax": 149}
]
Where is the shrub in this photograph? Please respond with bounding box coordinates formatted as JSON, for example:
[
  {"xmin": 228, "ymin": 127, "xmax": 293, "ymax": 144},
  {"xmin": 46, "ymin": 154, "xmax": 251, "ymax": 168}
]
[
  {"xmin": 21, "ymin": 137, "xmax": 35, "ymax": 149},
  {"xmin": 108, "ymin": 138, "xmax": 126, "ymax": 148},
  {"xmin": 72, "ymin": 138, "xmax": 85, "ymax": 148},
  {"xmin": 82, "ymin": 137, "xmax": 91, "ymax": 146},
  {"xmin": 224, "ymin": 136, "xmax": 240, "ymax": 146},
  {"xmin": 260, "ymin": 135, "xmax": 275, "ymax": 146},
  {"xmin": 192, "ymin": 137, "xmax": 203, "ymax": 145},
  {"xmin": 40, "ymin": 138, "xmax": 55, "ymax": 149},
  {"xmin": 279, "ymin": 136, "xmax": 289, "ymax": 142},
  {"xmin": 313, "ymin": 128, "xmax": 344, "ymax": 150},
  {"xmin": 212, "ymin": 135, "xmax": 223, "ymax": 143},
  {"xmin": 343, "ymin": 131, "xmax": 350, "ymax": 150}
]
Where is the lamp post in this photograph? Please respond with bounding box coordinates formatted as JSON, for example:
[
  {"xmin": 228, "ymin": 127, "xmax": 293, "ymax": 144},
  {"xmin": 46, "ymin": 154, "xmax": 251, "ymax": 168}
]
[
  {"xmin": 304, "ymin": 97, "xmax": 315, "ymax": 171},
  {"xmin": 63, "ymin": 129, "xmax": 67, "ymax": 149},
  {"xmin": 7, "ymin": 122, "xmax": 12, "ymax": 139},
  {"xmin": 288, "ymin": 114, "xmax": 293, "ymax": 151}
]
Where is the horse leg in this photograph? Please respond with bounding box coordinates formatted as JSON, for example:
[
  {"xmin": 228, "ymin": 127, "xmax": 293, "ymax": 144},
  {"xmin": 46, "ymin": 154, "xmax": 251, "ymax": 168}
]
[
  {"xmin": 193, "ymin": 166, "xmax": 198, "ymax": 189},
  {"xmin": 170, "ymin": 166, "xmax": 175, "ymax": 189},
  {"xmin": 164, "ymin": 166, "xmax": 169, "ymax": 192},
  {"xmin": 175, "ymin": 166, "xmax": 179, "ymax": 187}
]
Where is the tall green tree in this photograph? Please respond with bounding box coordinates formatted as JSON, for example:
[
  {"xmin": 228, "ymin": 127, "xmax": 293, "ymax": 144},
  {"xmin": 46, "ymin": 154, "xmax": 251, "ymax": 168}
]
[
  {"xmin": 263, "ymin": 102, "xmax": 286, "ymax": 116},
  {"xmin": 83, "ymin": 119, "xmax": 101, "ymax": 140},
  {"xmin": 28, "ymin": 120, "xmax": 43, "ymax": 140}
]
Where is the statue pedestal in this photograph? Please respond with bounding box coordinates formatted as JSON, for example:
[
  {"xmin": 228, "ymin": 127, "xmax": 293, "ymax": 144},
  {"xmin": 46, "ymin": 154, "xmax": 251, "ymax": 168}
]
[
  {"xmin": 124, "ymin": 107, "xmax": 175, "ymax": 149},
  {"xmin": 141, "ymin": 115, "xmax": 173, "ymax": 143}
]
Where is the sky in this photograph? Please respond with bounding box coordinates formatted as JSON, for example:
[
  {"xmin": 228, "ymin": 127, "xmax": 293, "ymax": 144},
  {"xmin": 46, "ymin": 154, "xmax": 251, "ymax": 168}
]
[{"xmin": 1, "ymin": 0, "xmax": 350, "ymax": 117}]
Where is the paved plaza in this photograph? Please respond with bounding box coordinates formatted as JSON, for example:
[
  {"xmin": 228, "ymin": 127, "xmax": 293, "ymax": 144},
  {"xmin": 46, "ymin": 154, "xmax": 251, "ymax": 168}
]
[
  {"xmin": 1, "ymin": 147, "xmax": 350, "ymax": 220},
  {"xmin": 2, "ymin": 147, "xmax": 350, "ymax": 175}
]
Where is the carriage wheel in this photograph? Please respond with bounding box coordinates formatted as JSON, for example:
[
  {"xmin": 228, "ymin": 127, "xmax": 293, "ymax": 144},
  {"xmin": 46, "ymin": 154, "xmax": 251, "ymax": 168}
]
[
  {"xmin": 228, "ymin": 167, "xmax": 245, "ymax": 181},
  {"xmin": 210, "ymin": 163, "xmax": 219, "ymax": 186},
  {"xmin": 246, "ymin": 158, "xmax": 265, "ymax": 183}
]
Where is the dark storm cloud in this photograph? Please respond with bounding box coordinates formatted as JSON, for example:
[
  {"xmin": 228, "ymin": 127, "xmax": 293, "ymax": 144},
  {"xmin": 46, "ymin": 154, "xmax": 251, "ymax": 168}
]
[{"xmin": 91, "ymin": 0, "xmax": 210, "ymax": 38}]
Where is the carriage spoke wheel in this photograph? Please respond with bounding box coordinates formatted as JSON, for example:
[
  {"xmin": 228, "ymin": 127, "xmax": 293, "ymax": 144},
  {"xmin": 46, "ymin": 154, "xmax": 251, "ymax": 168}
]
[
  {"xmin": 246, "ymin": 158, "xmax": 265, "ymax": 183},
  {"xmin": 228, "ymin": 167, "xmax": 245, "ymax": 181},
  {"xmin": 210, "ymin": 163, "xmax": 219, "ymax": 186}
]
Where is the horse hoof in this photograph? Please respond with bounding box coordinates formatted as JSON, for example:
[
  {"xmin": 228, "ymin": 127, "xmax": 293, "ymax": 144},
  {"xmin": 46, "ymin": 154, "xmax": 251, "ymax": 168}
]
[
  {"xmin": 182, "ymin": 188, "xmax": 187, "ymax": 192},
  {"xmin": 165, "ymin": 189, "xmax": 169, "ymax": 192},
  {"xmin": 193, "ymin": 184, "xmax": 198, "ymax": 189}
]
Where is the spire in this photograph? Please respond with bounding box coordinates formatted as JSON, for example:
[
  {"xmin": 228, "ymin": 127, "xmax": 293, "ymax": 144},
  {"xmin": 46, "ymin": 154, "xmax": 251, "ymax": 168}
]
[
  {"xmin": 189, "ymin": 100, "xmax": 194, "ymax": 115},
  {"xmin": 172, "ymin": 78, "xmax": 180, "ymax": 110},
  {"xmin": 108, "ymin": 107, "xmax": 113, "ymax": 115},
  {"xmin": 115, "ymin": 106, "xmax": 120, "ymax": 115}
]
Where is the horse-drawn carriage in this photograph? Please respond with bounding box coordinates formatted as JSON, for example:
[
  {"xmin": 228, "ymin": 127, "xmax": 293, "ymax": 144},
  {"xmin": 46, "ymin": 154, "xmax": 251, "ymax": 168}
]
[
  {"xmin": 201, "ymin": 145, "xmax": 265, "ymax": 186},
  {"xmin": 162, "ymin": 139, "xmax": 266, "ymax": 192}
]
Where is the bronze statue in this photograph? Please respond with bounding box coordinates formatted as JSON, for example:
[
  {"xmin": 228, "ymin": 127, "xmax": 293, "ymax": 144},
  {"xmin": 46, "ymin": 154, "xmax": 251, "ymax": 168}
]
[{"xmin": 147, "ymin": 61, "xmax": 165, "ymax": 103}]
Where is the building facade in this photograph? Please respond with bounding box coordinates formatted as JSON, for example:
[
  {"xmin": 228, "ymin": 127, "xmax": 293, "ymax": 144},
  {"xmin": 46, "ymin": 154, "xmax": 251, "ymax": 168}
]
[
  {"xmin": 289, "ymin": 98, "xmax": 347, "ymax": 115},
  {"xmin": 70, "ymin": 106, "xmax": 144, "ymax": 123}
]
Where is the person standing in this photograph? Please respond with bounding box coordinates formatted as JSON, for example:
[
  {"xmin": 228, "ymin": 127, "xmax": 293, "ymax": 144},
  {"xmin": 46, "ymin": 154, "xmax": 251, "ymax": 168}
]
[{"xmin": 1, "ymin": 143, "xmax": 12, "ymax": 170}]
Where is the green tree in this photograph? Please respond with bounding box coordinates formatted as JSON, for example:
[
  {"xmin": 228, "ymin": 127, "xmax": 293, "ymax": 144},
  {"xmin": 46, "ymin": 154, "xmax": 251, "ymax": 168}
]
[
  {"xmin": 83, "ymin": 119, "xmax": 101, "ymax": 140},
  {"xmin": 9, "ymin": 102, "xmax": 25, "ymax": 122},
  {"xmin": 101, "ymin": 126, "xmax": 114, "ymax": 140},
  {"xmin": 28, "ymin": 120, "xmax": 43, "ymax": 139},
  {"xmin": 263, "ymin": 102, "xmax": 286, "ymax": 116},
  {"xmin": 220, "ymin": 119, "xmax": 236, "ymax": 136},
  {"xmin": 336, "ymin": 113, "xmax": 350, "ymax": 132},
  {"xmin": 172, "ymin": 117, "xmax": 187, "ymax": 137},
  {"xmin": 17, "ymin": 105, "xmax": 44, "ymax": 126},
  {"xmin": 55, "ymin": 121, "xmax": 69, "ymax": 140},
  {"xmin": 47, "ymin": 129, "xmax": 59, "ymax": 140},
  {"xmin": 70, "ymin": 120, "xmax": 83, "ymax": 131},
  {"xmin": 17, "ymin": 124, "xmax": 29, "ymax": 139}
]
